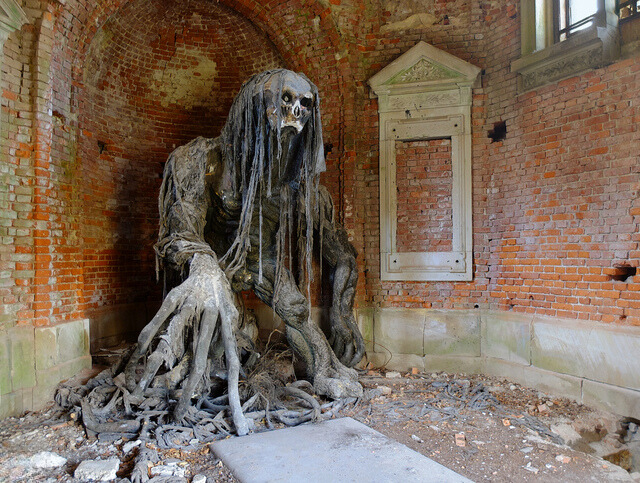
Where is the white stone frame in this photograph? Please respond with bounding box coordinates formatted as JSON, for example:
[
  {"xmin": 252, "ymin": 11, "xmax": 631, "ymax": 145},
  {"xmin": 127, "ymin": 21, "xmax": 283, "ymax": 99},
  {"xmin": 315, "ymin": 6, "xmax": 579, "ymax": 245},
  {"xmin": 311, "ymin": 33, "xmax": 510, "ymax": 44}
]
[{"xmin": 368, "ymin": 42, "xmax": 480, "ymax": 282}]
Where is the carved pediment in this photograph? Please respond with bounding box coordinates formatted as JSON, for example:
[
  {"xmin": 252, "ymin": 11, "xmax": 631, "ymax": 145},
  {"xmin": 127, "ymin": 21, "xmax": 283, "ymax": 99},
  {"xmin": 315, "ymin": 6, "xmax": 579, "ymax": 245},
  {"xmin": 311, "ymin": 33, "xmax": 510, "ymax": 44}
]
[
  {"xmin": 0, "ymin": 0, "xmax": 28, "ymax": 37},
  {"xmin": 388, "ymin": 58, "xmax": 463, "ymax": 84},
  {"xmin": 369, "ymin": 41, "xmax": 481, "ymax": 96}
]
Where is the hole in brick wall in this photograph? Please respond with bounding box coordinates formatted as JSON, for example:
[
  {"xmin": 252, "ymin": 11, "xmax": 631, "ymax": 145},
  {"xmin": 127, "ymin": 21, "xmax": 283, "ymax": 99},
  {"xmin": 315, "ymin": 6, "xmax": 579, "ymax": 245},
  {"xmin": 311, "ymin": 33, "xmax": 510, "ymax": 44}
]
[
  {"xmin": 488, "ymin": 121, "xmax": 507, "ymax": 143},
  {"xmin": 324, "ymin": 143, "xmax": 333, "ymax": 156},
  {"xmin": 605, "ymin": 264, "xmax": 637, "ymax": 282},
  {"xmin": 52, "ymin": 110, "xmax": 66, "ymax": 123},
  {"xmin": 97, "ymin": 141, "xmax": 106, "ymax": 154}
]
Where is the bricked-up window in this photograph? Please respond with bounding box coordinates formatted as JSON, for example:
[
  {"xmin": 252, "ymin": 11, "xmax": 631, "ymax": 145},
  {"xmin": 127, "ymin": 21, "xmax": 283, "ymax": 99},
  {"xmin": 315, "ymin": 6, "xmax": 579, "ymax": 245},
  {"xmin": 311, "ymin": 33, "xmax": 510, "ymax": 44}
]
[
  {"xmin": 369, "ymin": 41, "xmax": 480, "ymax": 282},
  {"xmin": 618, "ymin": 0, "xmax": 640, "ymax": 21},
  {"xmin": 395, "ymin": 139, "xmax": 453, "ymax": 253}
]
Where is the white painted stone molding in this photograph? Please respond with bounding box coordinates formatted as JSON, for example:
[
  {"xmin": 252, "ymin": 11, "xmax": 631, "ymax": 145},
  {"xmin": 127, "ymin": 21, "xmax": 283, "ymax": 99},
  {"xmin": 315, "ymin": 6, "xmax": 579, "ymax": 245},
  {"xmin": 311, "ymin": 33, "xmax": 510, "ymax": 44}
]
[
  {"xmin": 513, "ymin": 0, "xmax": 619, "ymax": 92},
  {"xmin": 0, "ymin": 0, "xmax": 28, "ymax": 42},
  {"xmin": 368, "ymin": 41, "xmax": 481, "ymax": 281}
]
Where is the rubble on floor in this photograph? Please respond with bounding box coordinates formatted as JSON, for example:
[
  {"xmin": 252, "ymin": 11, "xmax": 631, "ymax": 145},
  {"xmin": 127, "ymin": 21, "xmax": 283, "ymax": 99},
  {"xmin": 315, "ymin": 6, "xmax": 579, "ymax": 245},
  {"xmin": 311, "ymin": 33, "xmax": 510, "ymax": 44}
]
[{"xmin": 0, "ymin": 369, "xmax": 638, "ymax": 482}]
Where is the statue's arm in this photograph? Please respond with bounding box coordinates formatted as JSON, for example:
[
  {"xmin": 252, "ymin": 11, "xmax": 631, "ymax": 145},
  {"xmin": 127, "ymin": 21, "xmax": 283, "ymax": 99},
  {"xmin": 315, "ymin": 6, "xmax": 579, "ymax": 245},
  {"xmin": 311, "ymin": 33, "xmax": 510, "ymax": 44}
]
[
  {"xmin": 155, "ymin": 136, "xmax": 218, "ymax": 275},
  {"xmin": 315, "ymin": 185, "xmax": 365, "ymax": 368},
  {"xmin": 129, "ymin": 136, "xmax": 248, "ymax": 432}
]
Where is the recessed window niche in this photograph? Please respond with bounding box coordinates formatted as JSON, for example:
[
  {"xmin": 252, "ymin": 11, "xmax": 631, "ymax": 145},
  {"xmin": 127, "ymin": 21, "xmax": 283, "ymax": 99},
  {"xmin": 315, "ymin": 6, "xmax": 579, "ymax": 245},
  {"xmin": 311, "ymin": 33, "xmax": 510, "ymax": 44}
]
[{"xmin": 368, "ymin": 41, "xmax": 480, "ymax": 281}]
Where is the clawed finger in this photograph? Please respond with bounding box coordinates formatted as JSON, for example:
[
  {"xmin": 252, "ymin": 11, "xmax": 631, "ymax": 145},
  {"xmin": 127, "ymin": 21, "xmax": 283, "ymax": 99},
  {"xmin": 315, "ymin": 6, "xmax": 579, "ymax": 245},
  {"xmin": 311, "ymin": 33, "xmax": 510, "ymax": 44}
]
[{"xmin": 137, "ymin": 284, "xmax": 188, "ymax": 354}]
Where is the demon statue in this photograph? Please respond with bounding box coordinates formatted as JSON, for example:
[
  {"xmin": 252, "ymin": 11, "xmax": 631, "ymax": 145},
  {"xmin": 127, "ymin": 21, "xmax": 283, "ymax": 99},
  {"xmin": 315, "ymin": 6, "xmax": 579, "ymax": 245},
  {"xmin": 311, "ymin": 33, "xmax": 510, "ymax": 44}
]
[{"xmin": 116, "ymin": 69, "xmax": 364, "ymax": 436}]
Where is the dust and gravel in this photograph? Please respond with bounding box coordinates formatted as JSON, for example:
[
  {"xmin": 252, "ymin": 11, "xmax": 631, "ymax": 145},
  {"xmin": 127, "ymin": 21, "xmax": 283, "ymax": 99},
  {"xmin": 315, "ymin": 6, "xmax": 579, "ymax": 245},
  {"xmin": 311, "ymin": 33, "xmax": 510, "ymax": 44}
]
[
  {"xmin": 0, "ymin": 370, "xmax": 636, "ymax": 482},
  {"xmin": 342, "ymin": 371, "xmax": 636, "ymax": 483}
]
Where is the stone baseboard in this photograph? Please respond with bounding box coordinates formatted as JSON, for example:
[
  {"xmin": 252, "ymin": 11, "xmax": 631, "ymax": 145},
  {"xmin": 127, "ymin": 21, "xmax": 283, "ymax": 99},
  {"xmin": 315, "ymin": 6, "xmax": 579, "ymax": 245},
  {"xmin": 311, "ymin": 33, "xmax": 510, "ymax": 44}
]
[
  {"xmin": 358, "ymin": 308, "xmax": 640, "ymax": 419},
  {"xmin": 0, "ymin": 319, "xmax": 91, "ymax": 417}
]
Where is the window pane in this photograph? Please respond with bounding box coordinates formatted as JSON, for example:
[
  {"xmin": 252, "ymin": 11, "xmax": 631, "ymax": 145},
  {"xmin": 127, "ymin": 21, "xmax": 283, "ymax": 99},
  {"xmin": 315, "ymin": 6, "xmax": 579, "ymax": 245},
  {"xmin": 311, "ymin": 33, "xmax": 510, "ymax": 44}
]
[
  {"xmin": 559, "ymin": 0, "xmax": 598, "ymax": 40},
  {"xmin": 535, "ymin": 0, "xmax": 547, "ymax": 51},
  {"xmin": 569, "ymin": 0, "xmax": 597, "ymax": 25}
]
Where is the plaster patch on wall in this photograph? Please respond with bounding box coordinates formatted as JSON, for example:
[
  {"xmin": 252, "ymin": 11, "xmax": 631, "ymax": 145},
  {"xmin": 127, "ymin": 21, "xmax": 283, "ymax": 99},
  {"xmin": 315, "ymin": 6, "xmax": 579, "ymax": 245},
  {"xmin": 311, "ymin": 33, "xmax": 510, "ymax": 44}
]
[
  {"xmin": 382, "ymin": 0, "xmax": 434, "ymax": 22},
  {"xmin": 381, "ymin": 12, "xmax": 438, "ymax": 32},
  {"xmin": 380, "ymin": 0, "xmax": 469, "ymax": 31},
  {"xmin": 83, "ymin": 25, "xmax": 115, "ymax": 86},
  {"xmin": 152, "ymin": 50, "xmax": 217, "ymax": 109}
]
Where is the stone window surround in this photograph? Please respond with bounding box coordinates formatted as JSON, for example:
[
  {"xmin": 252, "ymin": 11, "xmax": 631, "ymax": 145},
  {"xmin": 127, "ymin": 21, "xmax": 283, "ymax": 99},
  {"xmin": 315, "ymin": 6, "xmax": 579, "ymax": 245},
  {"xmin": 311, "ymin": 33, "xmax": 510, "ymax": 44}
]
[
  {"xmin": 369, "ymin": 42, "xmax": 480, "ymax": 282},
  {"xmin": 512, "ymin": 0, "xmax": 620, "ymax": 92},
  {"xmin": 0, "ymin": 0, "xmax": 27, "ymax": 52},
  {"xmin": 0, "ymin": 0, "xmax": 28, "ymax": 131}
]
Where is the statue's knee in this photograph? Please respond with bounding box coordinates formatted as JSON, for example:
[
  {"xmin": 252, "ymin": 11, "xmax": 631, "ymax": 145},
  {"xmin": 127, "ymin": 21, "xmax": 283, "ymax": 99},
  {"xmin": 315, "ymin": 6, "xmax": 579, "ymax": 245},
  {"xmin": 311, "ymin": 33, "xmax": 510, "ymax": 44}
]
[
  {"xmin": 289, "ymin": 299, "xmax": 309, "ymax": 323},
  {"xmin": 278, "ymin": 297, "xmax": 309, "ymax": 325}
]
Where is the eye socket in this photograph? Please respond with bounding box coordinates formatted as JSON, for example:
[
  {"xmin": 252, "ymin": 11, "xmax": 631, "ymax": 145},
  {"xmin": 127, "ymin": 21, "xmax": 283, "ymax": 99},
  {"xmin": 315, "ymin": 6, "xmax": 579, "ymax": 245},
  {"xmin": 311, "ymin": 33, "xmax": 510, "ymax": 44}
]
[
  {"xmin": 282, "ymin": 92, "xmax": 292, "ymax": 103},
  {"xmin": 300, "ymin": 97, "xmax": 313, "ymax": 109}
]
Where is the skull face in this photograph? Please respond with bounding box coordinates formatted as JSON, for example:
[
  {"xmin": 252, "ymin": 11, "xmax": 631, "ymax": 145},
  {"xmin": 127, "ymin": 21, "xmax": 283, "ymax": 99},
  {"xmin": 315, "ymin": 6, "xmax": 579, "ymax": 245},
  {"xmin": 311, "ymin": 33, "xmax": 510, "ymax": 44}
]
[{"xmin": 264, "ymin": 71, "xmax": 314, "ymax": 133}]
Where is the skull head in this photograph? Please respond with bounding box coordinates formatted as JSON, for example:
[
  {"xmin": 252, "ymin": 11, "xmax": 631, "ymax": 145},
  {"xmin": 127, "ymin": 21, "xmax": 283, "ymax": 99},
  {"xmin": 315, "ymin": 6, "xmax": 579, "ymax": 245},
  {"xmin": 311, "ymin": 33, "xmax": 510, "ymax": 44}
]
[{"xmin": 263, "ymin": 71, "xmax": 314, "ymax": 133}]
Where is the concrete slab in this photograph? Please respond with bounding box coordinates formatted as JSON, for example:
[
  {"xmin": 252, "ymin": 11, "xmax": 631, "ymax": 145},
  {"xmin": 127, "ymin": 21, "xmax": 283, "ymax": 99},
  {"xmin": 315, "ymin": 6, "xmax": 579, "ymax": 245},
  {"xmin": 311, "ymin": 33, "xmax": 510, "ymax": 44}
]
[{"xmin": 212, "ymin": 417, "xmax": 472, "ymax": 483}]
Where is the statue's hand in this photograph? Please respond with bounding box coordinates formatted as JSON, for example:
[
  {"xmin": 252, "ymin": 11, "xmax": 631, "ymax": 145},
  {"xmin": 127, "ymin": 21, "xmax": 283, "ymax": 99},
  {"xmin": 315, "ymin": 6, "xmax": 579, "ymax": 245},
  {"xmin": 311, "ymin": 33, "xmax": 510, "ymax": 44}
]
[
  {"xmin": 124, "ymin": 252, "xmax": 249, "ymax": 435},
  {"xmin": 328, "ymin": 254, "xmax": 365, "ymax": 368}
]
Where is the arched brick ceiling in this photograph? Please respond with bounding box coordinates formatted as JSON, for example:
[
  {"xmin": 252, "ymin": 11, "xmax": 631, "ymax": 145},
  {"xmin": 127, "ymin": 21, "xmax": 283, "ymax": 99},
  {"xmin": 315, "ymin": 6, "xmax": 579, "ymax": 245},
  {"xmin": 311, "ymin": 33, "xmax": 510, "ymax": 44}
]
[{"xmin": 81, "ymin": 0, "xmax": 285, "ymax": 154}]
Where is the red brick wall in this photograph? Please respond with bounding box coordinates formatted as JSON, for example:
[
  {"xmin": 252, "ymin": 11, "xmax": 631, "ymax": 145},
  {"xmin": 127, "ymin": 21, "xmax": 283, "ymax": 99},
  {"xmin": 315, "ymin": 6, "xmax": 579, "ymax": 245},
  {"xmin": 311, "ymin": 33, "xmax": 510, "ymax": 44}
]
[
  {"xmin": 350, "ymin": 1, "xmax": 640, "ymax": 324},
  {"xmin": 75, "ymin": 0, "xmax": 285, "ymax": 315},
  {"xmin": 1, "ymin": 0, "xmax": 352, "ymax": 332},
  {"xmin": 396, "ymin": 139, "xmax": 453, "ymax": 253},
  {"xmin": 3, "ymin": 0, "xmax": 640, "ymax": 334},
  {"xmin": 351, "ymin": 1, "xmax": 490, "ymax": 310},
  {"xmin": 0, "ymin": 14, "xmax": 37, "ymax": 329}
]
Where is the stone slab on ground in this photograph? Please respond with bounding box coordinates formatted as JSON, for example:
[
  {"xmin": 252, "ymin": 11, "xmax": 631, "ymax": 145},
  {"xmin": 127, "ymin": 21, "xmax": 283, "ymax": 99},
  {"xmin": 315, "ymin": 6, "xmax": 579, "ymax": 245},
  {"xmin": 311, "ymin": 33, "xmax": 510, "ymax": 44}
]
[
  {"xmin": 212, "ymin": 417, "xmax": 472, "ymax": 483},
  {"xmin": 74, "ymin": 458, "xmax": 120, "ymax": 481}
]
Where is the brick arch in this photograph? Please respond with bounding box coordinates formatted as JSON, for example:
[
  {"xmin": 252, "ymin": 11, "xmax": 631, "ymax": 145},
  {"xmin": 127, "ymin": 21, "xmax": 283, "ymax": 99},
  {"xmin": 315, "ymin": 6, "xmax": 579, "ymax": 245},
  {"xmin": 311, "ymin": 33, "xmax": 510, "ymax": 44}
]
[
  {"xmin": 65, "ymin": 0, "xmax": 349, "ymax": 136},
  {"xmin": 45, "ymin": 0, "xmax": 353, "ymax": 337},
  {"xmin": 52, "ymin": 0, "xmax": 350, "ymax": 166}
]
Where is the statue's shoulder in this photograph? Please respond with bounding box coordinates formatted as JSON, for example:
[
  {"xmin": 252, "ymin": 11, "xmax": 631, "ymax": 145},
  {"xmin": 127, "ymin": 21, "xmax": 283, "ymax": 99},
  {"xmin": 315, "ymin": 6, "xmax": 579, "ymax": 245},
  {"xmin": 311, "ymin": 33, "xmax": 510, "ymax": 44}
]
[
  {"xmin": 169, "ymin": 136, "xmax": 219, "ymax": 165},
  {"xmin": 165, "ymin": 136, "xmax": 223, "ymax": 182}
]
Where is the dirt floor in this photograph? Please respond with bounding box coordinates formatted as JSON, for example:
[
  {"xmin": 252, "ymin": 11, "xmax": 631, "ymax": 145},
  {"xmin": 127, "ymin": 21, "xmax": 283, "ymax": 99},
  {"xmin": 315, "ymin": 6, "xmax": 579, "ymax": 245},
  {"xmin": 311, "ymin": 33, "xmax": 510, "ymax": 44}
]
[
  {"xmin": 0, "ymin": 369, "xmax": 638, "ymax": 482},
  {"xmin": 345, "ymin": 371, "xmax": 638, "ymax": 483}
]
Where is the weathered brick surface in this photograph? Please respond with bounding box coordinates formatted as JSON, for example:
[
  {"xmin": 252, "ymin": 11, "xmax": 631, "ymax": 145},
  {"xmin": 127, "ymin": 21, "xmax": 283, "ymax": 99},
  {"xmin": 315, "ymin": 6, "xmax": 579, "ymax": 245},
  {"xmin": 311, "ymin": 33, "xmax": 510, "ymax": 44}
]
[
  {"xmin": 69, "ymin": 0, "xmax": 285, "ymax": 318},
  {"xmin": 1, "ymin": 0, "xmax": 353, "ymax": 336},
  {"xmin": 396, "ymin": 139, "xmax": 453, "ymax": 253},
  {"xmin": 1, "ymin": 0, "xmax": 639, "ymax": 350},
  {"xmin": 351, "ymin": 0, "xmax": 491, "ymax": 309},
  {"xmin": 1, "ymin": 2, "xmax": 39, "ymax": 331},
  {"xmin": 349, "ymin": 0, "xmax": 640, "ymax": 325}
]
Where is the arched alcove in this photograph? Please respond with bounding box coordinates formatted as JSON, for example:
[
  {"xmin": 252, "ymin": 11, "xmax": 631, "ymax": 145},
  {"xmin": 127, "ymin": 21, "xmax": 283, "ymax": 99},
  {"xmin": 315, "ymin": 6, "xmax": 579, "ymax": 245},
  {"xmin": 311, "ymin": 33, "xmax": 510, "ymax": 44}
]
[
  {"xmin": 77, "ymin": 0, "xmax": 285, "ymax": 350},
  {"xmin": 43, "ymin": 0, "xmax": 351, "ymax": 352}
]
